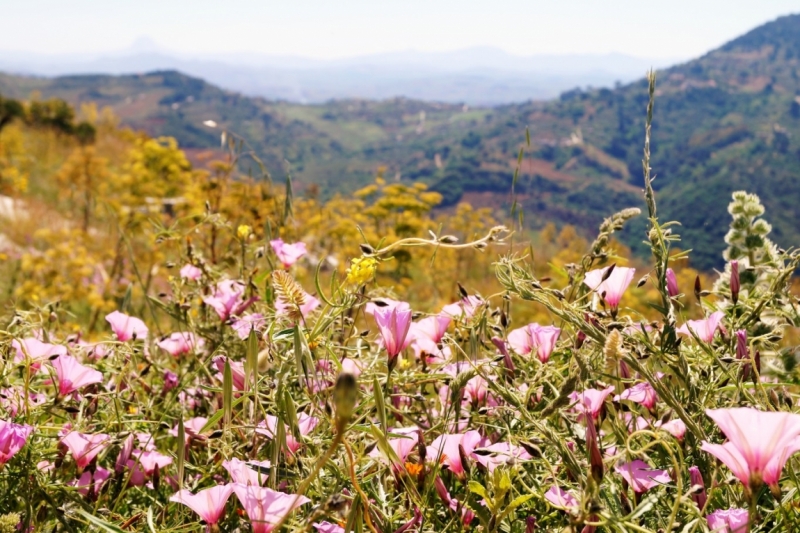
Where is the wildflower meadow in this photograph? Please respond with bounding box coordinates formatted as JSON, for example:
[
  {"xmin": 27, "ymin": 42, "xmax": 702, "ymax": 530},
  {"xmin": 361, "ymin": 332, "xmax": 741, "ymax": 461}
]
[{"xmin": 1, "ymin": 72, "xmax": 800, "ymax": 533}]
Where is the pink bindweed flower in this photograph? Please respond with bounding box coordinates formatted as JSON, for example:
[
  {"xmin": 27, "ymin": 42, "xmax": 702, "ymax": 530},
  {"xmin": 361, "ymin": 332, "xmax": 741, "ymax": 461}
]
[
  {"xmin": 213, "ymin": 356, "xmax": 247, "ymax": 391},
  {"xmin": 427, "ymin": 430, "xmax": 490, "ymax": 478},
  {"xmin": 583, "ymin": 266, "xmax": 636, "ymax": 311},
  {"xmin": 180, "ymin": 264, "xmax": 202, "ymax": 281},
  {"xmin": 269, "ymin": 239, "xmax": 307, "ymax": 268},
  {"xmin": 51, "ymin": 355, "xmax": 103, "ymax": 396},
  {"xmin": 615, "ymin": 460, "xmax": 671, "ymax": 493},
  {"xmin": 544, "ymin": 486, "xmax": 579, "ymax": 511},
  {"xmin": 656, "ymin": 419, "xmax": 687, "ymax": 440},
  {"xmin": 130, "ymin": 450, "xmax": 173, "ymax": 478},
  {"xmin": 275, "ymin": 290, "xmax": 320, "ymax": 321},
  {"xmin": 369, "ymin": 427, "xmax": 419, "ymax": 474},
  {"xmin": 409, "ymin": 315, "xmax": 450, "ymax": 345},
  {"xmin": 157, "ymin": 332, "xmax": 204, "ymax": 356},
  {"xmin": 170, "ymin": 484, "xmax": 235, "ymax": 526},
  {"xmin": 231, "ymin": 313, "xmax": 267, "ymax": 340},
  {"xmin": 507, "ymin": 323, "xmax": 561, "ymax": 362},
  {"xmin": 61, "ymin": 431, "xmax": 110, "ymax": 470},
  {"xmin": 471, "ymin": 442, "xmax": 532, "ymax": 472},
  {"xmin": 223, "ymin": 458, "xmax": 272, "ymax": 486},
  {"xmin": 115, "ymin": 434, "xmax": 135, "ymax": 473},
  {"xmin": 171, "ymin": 417, "xmax": 209, "ymax": 445},
  {"xmin": 105, "ymin": 311, "xmax": 148, "ymax": 341},
  {"xmin": 434, "ymin": 476, "xmax": 475, "ymax": 526},
  {"xmin": 614, "ymin": 381, "xmax": 658, "ymax": 410},
  {"xmin": 314, "ymin": 522, "xmax": 347, "ymax": 533},
  {"xmin": 441, "ymin": 295, "xmax": 484, "ymax": 320},
  {"xmin": 569, "ymin": 386, "xmax": 615, "ymax": 420},
  {"xmin": 71, "ymin": 467, "xmax": 110, "ymax": 498},
  {"xmin": 256, "ymin": 413, "xmax": 319, "ymax": 455},
  {"xmin": 706, "ymin": 508, "xmax": 748, "ymax": 533},
  {"xmin": 677, "ymin": 311, "xmax": 725, "ymax": 343},
  {"xmin": 689, "ymin": 466, "xmax": 707, "ymax": 510},
  {"xmin": 163, "ymin": 370, "xmax": 179, "ymax": 393},
  {"xmin": 665, "ymin": 268, "xmax": 679, "ymax": 297},
  {"xmin": 232, "ymin": 484, "xmax": 310, "ymax": 533},
  {"xmin": 365, "ymin": 298, "xmax": 410, "ymax": 316},
  {"xmin": 374, "ymin": 306, "xmax": 413, "ymax": 362},
  {"xmin": 0, "ymin": 388, "xmax": 46, "ymax": 417},
  {"xmin": 203, "ymin": 280, "xmax": 255, "ymax": 321},
  {"xmin": 12, "ymin": 337, "xmax": 66, "ymax": 370},
  {"xmin": 0, "ymin": 420, "xmax": 33, "ymax": 464},
  {"xmin": 700, "ymin": 407, "xmax": 800, "ymax": 493}
]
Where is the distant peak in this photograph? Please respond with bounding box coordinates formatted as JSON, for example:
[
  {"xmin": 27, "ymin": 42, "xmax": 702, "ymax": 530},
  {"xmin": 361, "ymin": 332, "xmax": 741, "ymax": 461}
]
[{"xmin": 130, "ymin": 36, "xmax": 162, "ymax": 53}]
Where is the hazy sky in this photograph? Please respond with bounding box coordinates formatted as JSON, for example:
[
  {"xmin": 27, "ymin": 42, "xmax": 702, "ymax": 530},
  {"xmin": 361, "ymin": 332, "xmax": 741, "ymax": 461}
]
[{"xmin": 2, "ymin": 0, "xmax": 797, "ymax": 60}]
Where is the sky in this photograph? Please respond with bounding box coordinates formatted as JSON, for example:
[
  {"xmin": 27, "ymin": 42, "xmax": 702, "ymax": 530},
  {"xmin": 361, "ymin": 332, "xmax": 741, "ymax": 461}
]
[{"xmin": 1, "ymin": 0, "xmax": 798, "ymax": 60}]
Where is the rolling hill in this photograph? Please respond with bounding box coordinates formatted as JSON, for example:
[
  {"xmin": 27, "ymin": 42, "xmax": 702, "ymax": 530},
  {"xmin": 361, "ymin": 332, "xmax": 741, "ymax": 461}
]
[{"xmin": 2, "ymin": 13, "xmax": 800, "ymax": 270}]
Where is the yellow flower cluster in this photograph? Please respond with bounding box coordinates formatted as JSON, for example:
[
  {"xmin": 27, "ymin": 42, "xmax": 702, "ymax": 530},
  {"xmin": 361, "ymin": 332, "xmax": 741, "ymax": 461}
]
[{"xmin": 345, "ymin": 256, "xmax": 379, "ymax": 286}]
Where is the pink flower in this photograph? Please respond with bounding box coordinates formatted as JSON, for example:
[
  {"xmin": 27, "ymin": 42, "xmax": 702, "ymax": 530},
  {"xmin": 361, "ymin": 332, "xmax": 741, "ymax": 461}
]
[
  {"xmin": 507, "ymin": 323, "xmax": 561, "ymax": 362},
  {"xmin": 374, "ymin": 306, "xmax": 413, "ymax": 361},
  {"xmin": 365, "ymin": 298, "xmax": 410, "ymax": 316},
  {"xmin": 223, "ymin": 458, "xmax": 271, "ymax": 486},
  {"xmin": 700, "ymin": 407, "xmax": 800, "ymax": 492},
  {"xmin": 369, "ymin": 427, "xmax": 419, "ymax": 473},
  {"xmin": 12, "ymin": 337, "xmax": 66, "ymax": 369},
  {"xmin": 115, "ymin": 434, "xmax": 135, "ymax": 473},
  {"xmin": 441, "ymin": 296, "xmax": 483, "ymax": 320},
  {"xmin": 464, "ymin": 375, "xmax": 491, "ymax": 407},
  {"xmin": 71, "ymin": 467, "xmax": 110, "ymax": 497},
  {"xmin": 171, "ymin": 417, "xmax": 209, "ymax": 444},
  {"xmin": 51, "ymin": 355, "xmax": 103, "ymax": 396},
  {"xmin": 471, "ymin": 442, "xmax": 531, "ymax": 472},
  {"xmin": 706, "ymin": 508, "xmax": 748, "ymax": 533},
  {"xmin": 232, "ymin": 484, "xmax": 310, "ymax": 533},
  {"xmin": 656, "ymin": 419, "xmax": 687, "ymax": 440},
  {"xmin": 213, "ymin": 356, "xmax": 247, "ymax": 391},
  {"xmin": 179, "ymin": 264, "xmax": 202, "ymax": 281},
  {"xmin": 203, "ymin": 280, "xmax": 255, "ymax": 321},
  {"xmin": 427, "ymin": 430, "xmax": 489, "ymax": 477},
  {"xmin": 256, "ymin": 413, "xmax": 319, "ymax": 454},
  {"xmin": 569, "ymin": 386, "xmax": 615, "ymax": 420},
  {"xmin": 270, "ymin": 239, "xmax": 307, "ymax": 268},
  {"xmin": 0, "ymin": 388, "xmax": 46, "ymax": 417},
  {"xmin": 275, "ymin": 291, "xmax": 320, "ymax": 320},
  {"xmin": 614, "ymin": 460, "xmax": 671, "ymax": 493},
  {"xmin": 409, "ymin": 315, "xmax": 450, "ymax": 345},
  {"xmin": 665, "ymin": 268, "xmax": 679, "ymax": 297},
  {"xmin": 614, "ymin": 381, "xmax": 658, "ymax": 410},
  {"xmin": 163, "ymin": 370, "xmax": 179, "ymax": 393},
  {"xmin": 105, "ymin": 311, "xmax": 148, "ymax": 341},
  {"xmin": 677, "ymin": 311, "xmax": 725, "ymax": 343},
  {"xmin": 0, "ymin": 420, "xmax": 33, "ymax": 464},
  {"xmin": 583, "ymin": 266, "xmax": 636, "ymax": 311},
  {"xmin": 314, "ymin": 522, "xmax": 347, "ymax": 533},
  {"xmin": 157, "ymin": 332, "xmax": 204, "ymax": 356},
  {"xmin": 232, "ymin": 313, "xmax": 266, "ymax": 340},
  {"xmin": 689, "ymin": 466, "xmax": 707, "ymax": 510},
  {"xmin": 61, "ymin": 431, "xmax": 110, "ymax": 470},
  {"xmin": 544, "ymin": 486, "xmax": 579, "ymax": 510},
  {"xmin": 170, "ymin": 484, "xmax": 235, "ymax": 525}
]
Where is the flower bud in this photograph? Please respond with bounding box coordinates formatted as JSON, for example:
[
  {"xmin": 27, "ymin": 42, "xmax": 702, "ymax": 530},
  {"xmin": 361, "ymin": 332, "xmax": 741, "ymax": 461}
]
[
  {"xmin": 735, "ymin": 330, "xmax": 748, "ymax": 360},
  {"xmin": 525, "ymin": 517, "xmax": 537, "ymax": 533},
  {"xmin": 115, "ymin": 434, "xmax": 134, "ymax": 474},
  {"xmin": 730, "ymin": 260, "xmax": 740, "ymax": 304},
  {"xmin": 333, "ymin": 373, "xmax": 358, "ymax": 433},
  {"xmin": 586, "ymin": 419, "xmax": 604, "ymax": 482},
  {"xmin": 689, "ymin": 466, "xmax": 707, "ymax": 510},
  {"xmin": 665, "ymin": 268, "xmax": 679, "ymax": 297}
]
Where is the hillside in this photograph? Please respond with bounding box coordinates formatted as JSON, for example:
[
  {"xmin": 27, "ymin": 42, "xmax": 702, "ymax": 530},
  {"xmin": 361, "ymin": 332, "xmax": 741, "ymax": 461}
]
[{"xmin": 2, "ymin": 13, "xmax": 800, "ymax": 269}]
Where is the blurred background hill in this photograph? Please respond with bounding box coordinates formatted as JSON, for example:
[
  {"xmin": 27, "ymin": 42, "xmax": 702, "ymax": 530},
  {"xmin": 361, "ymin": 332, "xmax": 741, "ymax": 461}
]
[{"xmin": 2, "ymin": 12, "xmax": 800, "ymax": 270}]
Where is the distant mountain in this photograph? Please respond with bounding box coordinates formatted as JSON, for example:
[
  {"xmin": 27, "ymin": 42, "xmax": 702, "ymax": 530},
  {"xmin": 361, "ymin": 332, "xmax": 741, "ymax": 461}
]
[
  {"xmin": 2, "ymin": 14, "xmax": 799, "ymax": 270},
  {"xmin": 0, "ymin": 45, "xmax": 678, "ymax": 105}
]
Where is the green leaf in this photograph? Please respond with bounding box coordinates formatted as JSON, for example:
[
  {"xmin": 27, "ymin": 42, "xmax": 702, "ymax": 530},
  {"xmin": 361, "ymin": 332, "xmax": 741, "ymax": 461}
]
[
  {"xmin": 75, "ymin": 509, "xmax": 125, "ymax": 533},
  {"xmin": 468, "ymin": 480, "xmax": 488, "ymax": 499},
  {"xmin": 223, "ymin": 360, "xmax": 233, "ymax": 430},
  {"xmin": 199, "ymin": 395, "xmax": 247, "ymax": 433},
  {"xmin": 176, "ymin": 417, "xmax": 185, "ymax": 489},
  {"xmin": 146, "ymin": 507, "xmax": 157, "ymax": 533},
  {"xmin": 246, "ymin": 328, "xmax": 259, "ymax": 392},
  {"xmin": 373, "ymin": 375, "xmax": 387, "ymax": 435}
]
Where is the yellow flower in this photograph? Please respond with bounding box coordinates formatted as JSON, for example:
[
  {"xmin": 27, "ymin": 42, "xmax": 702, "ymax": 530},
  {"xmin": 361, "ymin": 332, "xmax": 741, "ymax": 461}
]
[
  {"xmin": 237, "ymin": 224, "xmax": 252, "ymax": 240},
  {"xmin": 345, "ymin": 256, "xmax": 378, "ymax": 286}
]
